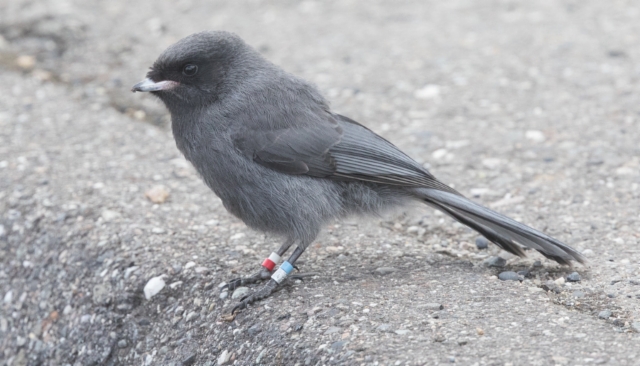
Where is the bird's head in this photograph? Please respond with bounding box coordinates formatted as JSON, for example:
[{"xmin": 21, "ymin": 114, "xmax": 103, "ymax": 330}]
[{"xmin": 132, "ymin": 31, "xmax": 256, "ymax": 111}]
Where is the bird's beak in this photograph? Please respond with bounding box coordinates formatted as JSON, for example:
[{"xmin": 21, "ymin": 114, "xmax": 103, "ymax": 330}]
[{"xmin": 131, "ymin": 78, "xmax": 179, "ymax": 92}]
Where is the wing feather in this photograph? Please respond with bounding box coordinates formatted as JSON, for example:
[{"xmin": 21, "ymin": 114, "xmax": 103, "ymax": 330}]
[{"xmin": 232, "ymin": 112, "xmax": 459, "ymax": 194}]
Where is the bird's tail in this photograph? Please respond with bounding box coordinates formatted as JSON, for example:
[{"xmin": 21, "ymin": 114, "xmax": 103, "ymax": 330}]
[{"xmin": 414, "ymin": 188, "xmax": 586, "ymax": 265}]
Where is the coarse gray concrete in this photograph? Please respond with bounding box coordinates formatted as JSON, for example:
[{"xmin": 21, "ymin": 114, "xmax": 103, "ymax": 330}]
[{"xmin": 1, "ymin": 1, "xmax": 639, "ymax": 365}]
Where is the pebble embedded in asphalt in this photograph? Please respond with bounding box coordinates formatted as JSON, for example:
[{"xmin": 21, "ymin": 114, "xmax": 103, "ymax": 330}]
[
  {"xmin": 598, "ymin": 310, "xmax": 612, "ymax": 319},
  {"xmin": 475, "ymin": 236, "xmax": 489, "ymax": 250},
  {"xmin": 498, "ymin": 271, "xmax": 522, "ymax": 281},
  {"xmin": 423, "ymin": 303, "xmax": 444, "ymax": 310},
  {"xmin": 374, "ymin": 267, "xmax": 397, "ymax": 275},
  {"xmin": 143, "ymin": 276, "xmax": 165, "ymax": 300},
  {"xmin": 217, "ymin": 350, "xmax": 231, "ymax": 365},
  {"xmin": 231, "ymin": 287, "xmax": 250, "ymax": 299},
  {"xmin": 566, "ymin": 272, "xmax": 581, "ymax": 282},
  {"xmin": 484, "ymin": 256, "xmax": 506, "ymax": 268},
  {"xmin": 517, "ymin": 270, "xmax": 530, "ymax": 277}
]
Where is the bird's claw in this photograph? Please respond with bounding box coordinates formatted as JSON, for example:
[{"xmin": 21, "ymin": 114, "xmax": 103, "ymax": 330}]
[
  {"xmin": 221, "ymin": 268, "xmax": 273, "ymax": 292},
  {"xmin": 232, "ymin": 279, "xmax": 279, "ymax": 314}
]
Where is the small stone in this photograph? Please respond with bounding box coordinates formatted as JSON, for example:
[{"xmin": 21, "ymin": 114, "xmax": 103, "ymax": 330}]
[
  {"xmin": 101, "ymin": 209, "xmax": 121, "ymax": 221},
  {"xmin": 63, "ymin": 305, "xmax": 72, "ymax": 315},
  {"xmin": 217, "ymin": 350, "xmax": 231, "ymax": 365},
  {"xmin": 476, "ymin": 328, "xmax": 484, "ymax": 336},
  {"xmin": 16, "ymin": 55, "xmax": 36, "ymax": 69},
  {"xmin": 475, "ymin": 236, "xmax": 489, "ymax": 250},
  {"xmin": 376, "ymin": 324, "xmax": 392, "ymax": 332},
  {"xmin": 118, "ymin": 339, "xmax": 127, "ymax": 348},
  {"xmin": 124, "ymin": 266, "xmax": 139, "ymax": 279},
  {"xmin": 16, "ymin": 336, "xmax": 27, "ymax": 347},
  {"xmin": 145, "ymin": 185, "xmax": 169, "ymax": 203},
  {"xmin": 248, "ymin": 324, "xmax": 262, "ymax": 336},
  {"xmin": 0, "ymin": 224, "xmax": 5, "ymax": 238},
  {"xmin": 631, "ymin": 322, "xmax": 640, "ymax": 333},
  {"xmin": 194, "ymin": 267, "xmax": 210, "ymax": 274},
  {"xmin": 256, "ymin": 350, "xmax": 267, "ymax": 364},
  {"xmin": 182, "ymin": 353, "xmax": 197, "ymax": 366},
  {"xmin": 582, "ymin": 249, "xmax": 595, "ymax": 257},
  {"xmin": 374, "ymin": 267, "xmax": 396, "ymax": 275},
  {"xmin": 229, "ymin": 232, "xmax": 246, "ymax": 240},
  {"xmin": 482, "ymin": 158, "xmax": 502, "ymax": 169},
  {"xmin": 3, "ymin": 290, "xmax": 12, "ymax": 304},
  {"xmin": 219, "ymin": 291, "xmax": 228, "ymax": 300},
  {"xmin": 414, "ymin": 84, "xmax": 440, "ymax": 99},
  {"xmin": 484, "ymin": 256, "xmax": 506, "ymax": 268},
  {"xmin": 186, "ymin": 311, "xmax": 199, "ymax": 322},
  {"xmin": 433, "ymin": 334, "xmax": 446, "ymax": 342},
  {"xmin": 573, "ymin": 291, "xmax": 585, "ymax": 298},
  {"xmin": 423, "ymin": 303, "xmax": 444, "ymax": 310},
  {"xmin": 525, "ymin": 130, "xmax": 546, "ymax": 143},
  {"xmin": 93, "ymin": 284, "xmax": 111, "ymax": 305},
  {"xmin": 431, "ymin": 148, "xmax": 448, "ymax": 160},
  {"xmin": 517, "ymin": 270, "xmax": 530, "ymax": 277},
  {"xmin": 555, "ymin": 277, "xmax": 565, "ymax": 286},
  {"xmin": 532, "ymin": 260, "xmax": 543, "ymax": 268},
  {"xmin": 598, "ymin": 310, "xmax": 612, "ymax": 319},
  {"xmin": 566, "ymin": 272, "xmax": 581, "ymax": 282},
  {"xmin": 324, "ymin": 326, "xmax": 342, "ymax": 335},
  {"xmin": 151, "ymin": 227, "xmax": 166, "ymax": 234},
  {"xmin": 331, "ymin": 340, "xmax": 347, "ymax": 351},
  {"xmin": 394, "ymin": 329, "xmax": 411, "ymax": 335},
  {"xmin": 184, "ymin": 261, "xmax": 196, "ymax": 269},
  {"xmin": 542, "ymin": 280, "xmax": 561, "ymax": 293},
  {"xmin": 231, "ymin": 287, "xmax": 250, "ymax": 299},
  {"xmin": 144, "ymin": 276, "xmax": 166, "ymax": 300},
  {"xmin": 498, "ymin": 271, "xmax": 522, "ymax": 281}
]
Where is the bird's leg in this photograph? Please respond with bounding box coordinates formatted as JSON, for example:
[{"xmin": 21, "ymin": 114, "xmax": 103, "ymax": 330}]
[
  {"xmin": 222, "ymin": 239, "xmax": 294, "ymax": 292},
  {"xmin": 233, "ymin": 246, "xmax": 306, "ymax": 313}
]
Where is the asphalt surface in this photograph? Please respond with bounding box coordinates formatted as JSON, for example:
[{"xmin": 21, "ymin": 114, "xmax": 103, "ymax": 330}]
[{"xmin": 1, "ymin": 1, "xmax": 639, "ymax": 365}]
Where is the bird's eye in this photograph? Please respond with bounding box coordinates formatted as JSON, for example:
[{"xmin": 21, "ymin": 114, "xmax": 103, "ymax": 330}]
[{"xmin": 182, "ymin": 64, "xmax": 198, "ymax": 76}]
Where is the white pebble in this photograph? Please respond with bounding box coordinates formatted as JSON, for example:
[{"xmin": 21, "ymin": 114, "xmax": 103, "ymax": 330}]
[
  {"xmin": 184, "ymin": 261, "xmax": 196, "ymax": 269},
  {"xmin": 414, "ymin": 84, "xmax": 440, "ymax": 99},
  {"xmin": 582, "ymin": 248, "xmax": 595, "ymax": 257},
  {"xmin": 482, "ymin": 158, "xmax": 502, "ymax": 169},
  {"xmin": 3, "ymin": 290, "xmax": 12, "ymax": 304},
  {"xmin": 431, "ymin": 148, "xmax": 448, "ymax": 160},
  {"xmin": 218, "ymin": 350, "xmax": 231, "ymax": 365},
  {"xmin": 101, "ymin": 209, "xmax": 120, "ymax": 221},
  {"xmin": 555, "ymin": 277, "xmax": 565, "ymax": 286},
  {"xmin": 144, "ymin": 276, "xmax": 166, "ymax": 300},
  {"xmin": 525, "ymin": 130, "xmax": 546, "ymax": 143},
  {"xmin": 229, "ymin": 232, "xmax": 246, "ymax": 240},
  {"xmin": 232, "ymin": 287, "xmax": 250, "ymax": 299}
]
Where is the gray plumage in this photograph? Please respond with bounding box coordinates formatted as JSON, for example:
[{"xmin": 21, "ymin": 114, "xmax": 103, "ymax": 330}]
[{"xmin": 133, "ymin": 30, "xmax": 585, "ymax": 266}]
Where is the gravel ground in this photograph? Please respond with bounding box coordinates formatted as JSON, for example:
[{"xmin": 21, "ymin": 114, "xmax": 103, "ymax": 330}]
[{"xmin": 1, "ymin": 0, "xmax": 639, "ymax": 365}]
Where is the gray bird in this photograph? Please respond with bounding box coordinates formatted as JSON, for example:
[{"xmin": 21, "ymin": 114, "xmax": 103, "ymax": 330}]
[{"xmin": 132, "ymin": 31, "xmax": 585, "ymax": 312}]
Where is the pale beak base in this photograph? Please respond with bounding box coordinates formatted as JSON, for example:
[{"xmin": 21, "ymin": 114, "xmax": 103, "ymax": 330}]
[{"xmin": 131, "ymin": 78, "xmax": 179, "ymax": 92}]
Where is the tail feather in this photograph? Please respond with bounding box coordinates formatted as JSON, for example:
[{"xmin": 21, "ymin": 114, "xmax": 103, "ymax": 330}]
[{"xmin": 415, "ymin": 188, "xmax": 586, "ymax": 265}]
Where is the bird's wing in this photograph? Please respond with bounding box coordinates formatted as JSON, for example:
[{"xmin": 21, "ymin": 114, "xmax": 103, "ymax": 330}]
[{"xmin": 232, "ymin": 113, "xmax": 459, "ymax": 193}]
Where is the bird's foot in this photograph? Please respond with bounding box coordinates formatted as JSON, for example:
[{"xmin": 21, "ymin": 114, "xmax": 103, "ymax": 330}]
[
  {"xmin": 232, "ymin": 279, "xmax": 280, "ymax": 313},
  {"xmin": 221, "ymin": 267, "xmax": 273, "ymax": 292}
]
